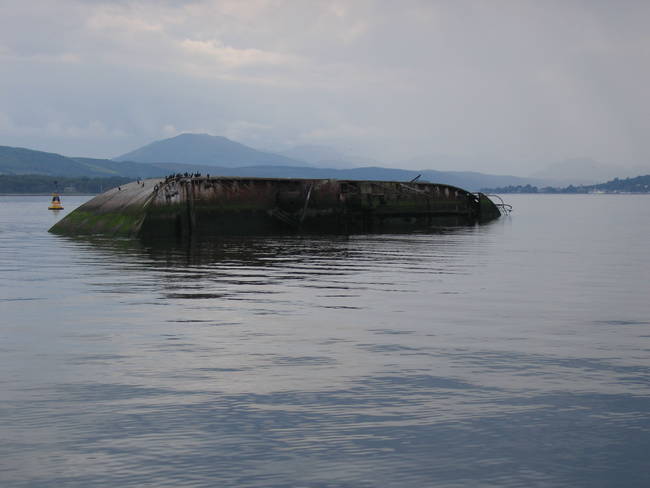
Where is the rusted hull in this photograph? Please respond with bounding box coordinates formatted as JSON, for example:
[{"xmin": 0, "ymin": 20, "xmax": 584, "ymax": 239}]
[
  {"xmin": 49, "ymin": 176, "xmax": 502, "ymax": 238},
  {"xmin": 140, "ymin": 177, "xmax": 500, "ymax": 238}
]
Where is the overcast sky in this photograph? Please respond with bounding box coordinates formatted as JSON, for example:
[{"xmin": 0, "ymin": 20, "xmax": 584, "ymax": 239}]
[{"xmin": 1, "ymin": 0, "xmax": 649, "ymax": 175}]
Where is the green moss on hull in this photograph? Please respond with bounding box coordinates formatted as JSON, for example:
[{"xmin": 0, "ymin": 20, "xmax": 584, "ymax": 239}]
[
  {"xmin": 49, "ymin": 178, "xmax": 159, "ymax": 236},
  {"xmin": 50, "ymin": 209, "xmax": 145, "ymax": 237}
]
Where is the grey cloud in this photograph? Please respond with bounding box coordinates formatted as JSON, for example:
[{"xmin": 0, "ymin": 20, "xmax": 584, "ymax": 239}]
[{"xmin": 0, "ymin": 0, "xmax": 649, "ymax": 175}]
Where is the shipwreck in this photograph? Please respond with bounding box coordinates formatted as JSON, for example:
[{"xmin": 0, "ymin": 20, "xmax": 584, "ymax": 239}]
[{"xmin": 49, "ymin": 176, "xmax": 503, "ymax": 238}]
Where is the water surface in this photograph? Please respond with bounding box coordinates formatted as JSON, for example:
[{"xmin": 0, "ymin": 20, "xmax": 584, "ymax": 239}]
[{"xmin": 1, "ymin": 194, "xmax": 649, "ymax": 487}]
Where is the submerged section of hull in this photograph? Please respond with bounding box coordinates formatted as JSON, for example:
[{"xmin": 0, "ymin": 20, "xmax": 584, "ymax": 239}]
[{"xmin": 50, "ymin": 176, "xmax": 502, "ymax": 238}]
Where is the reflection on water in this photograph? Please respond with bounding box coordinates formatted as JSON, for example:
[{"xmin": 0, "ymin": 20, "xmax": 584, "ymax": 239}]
[{"xmin": 1, "ymin": 195, "xmax": 649, "ymax": 487}]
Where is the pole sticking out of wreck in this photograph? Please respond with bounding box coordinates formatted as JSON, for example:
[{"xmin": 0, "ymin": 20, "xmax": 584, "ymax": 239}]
[{"xmin": 49, "ymin": 176, "xmax": 503, "ymax": 238}]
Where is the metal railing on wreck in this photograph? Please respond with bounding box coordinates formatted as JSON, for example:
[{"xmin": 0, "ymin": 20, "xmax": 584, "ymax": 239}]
[{"xmin": 482, "ymin": 193, "xmax": 513, "ymax": 216}]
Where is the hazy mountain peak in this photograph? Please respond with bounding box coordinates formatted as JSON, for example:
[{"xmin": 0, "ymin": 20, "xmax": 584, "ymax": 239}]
[
  {"xmin": 114, "ymin": 133, "xmax": 305, "ymax": 168},
  {"xmin": 170, "ymin": 133, "xmax": 229, "ymax": 142}
]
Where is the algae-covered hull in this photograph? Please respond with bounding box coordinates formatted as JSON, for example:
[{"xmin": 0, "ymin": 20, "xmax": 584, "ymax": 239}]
[{"xmin": 49, "ymin": 176, "xmax": 502, "ymax": 238}]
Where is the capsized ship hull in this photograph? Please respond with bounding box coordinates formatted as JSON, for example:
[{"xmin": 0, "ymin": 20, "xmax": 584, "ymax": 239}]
[{"xmin": 49, "ymin": 176, "xmax": 502, "ymax": 238}]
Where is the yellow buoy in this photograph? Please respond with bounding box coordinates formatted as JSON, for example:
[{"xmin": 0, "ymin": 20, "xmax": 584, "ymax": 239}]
[{"xmin": 48, "ymin": 192, "xmax": 64, "ymax": 210}]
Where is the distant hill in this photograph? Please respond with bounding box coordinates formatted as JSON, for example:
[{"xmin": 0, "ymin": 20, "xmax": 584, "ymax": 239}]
[
  {"xmin": 418, "ymin": 170, "xmax": 543, "ymax": 191},
  {"xmin": 115, "ymin": 133, "xmax": 305, "ymax": 167},
  {"xmin": 0, "ymin": 146, "xmax": 100, "ymax": 176},
  {"xmin": 0, "ymin": 145, "xmax": 167, "ymax": 178},
  {"xmin": 481, "ymin": 174, "xmax": 650, "ymax": 194},
  {"xmin": 71, "ymin": 157, "xmax": 167, "ymax": 178},
  {"xmin": 0, "ymin": 174, "xmax": 133, "ymax": 194},
  {"xmin": 531, "ymin": 158, "xmax": 650, "ymax": 185},
  {"xmin": 591, "ymin": 174, "xmax": 650, "ymax": 192}
]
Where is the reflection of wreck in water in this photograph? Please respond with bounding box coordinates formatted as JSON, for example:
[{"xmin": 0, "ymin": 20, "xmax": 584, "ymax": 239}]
[{"xmin": 49, "ymin": 176, "xmax": 503, "ymax": 238}]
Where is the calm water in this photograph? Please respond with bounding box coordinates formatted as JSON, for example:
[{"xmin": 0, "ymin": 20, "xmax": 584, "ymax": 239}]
[{"xmin": 1, "ymin": 194, "xmax": 649, "ymax": 487}]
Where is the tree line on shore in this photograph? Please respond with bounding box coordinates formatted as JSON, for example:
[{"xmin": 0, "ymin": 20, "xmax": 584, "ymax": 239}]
[
  {"xmin": 0, "ymin": 175, "xmax": 132, "ymax": 194},
  {"xmin": 482, "ymin": 175, "xmax": 650, "ymax": 194}
]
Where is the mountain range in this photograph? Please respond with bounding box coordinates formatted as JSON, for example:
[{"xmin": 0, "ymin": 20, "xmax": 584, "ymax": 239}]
[{"xmin": 0, "ymin": 133, "xmax": 643, "ymax": 191}]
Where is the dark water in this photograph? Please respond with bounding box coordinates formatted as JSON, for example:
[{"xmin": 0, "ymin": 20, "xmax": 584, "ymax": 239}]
[{"xmin": 1, "ymin": 194, "xmax": 649, "ymax": 487}]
